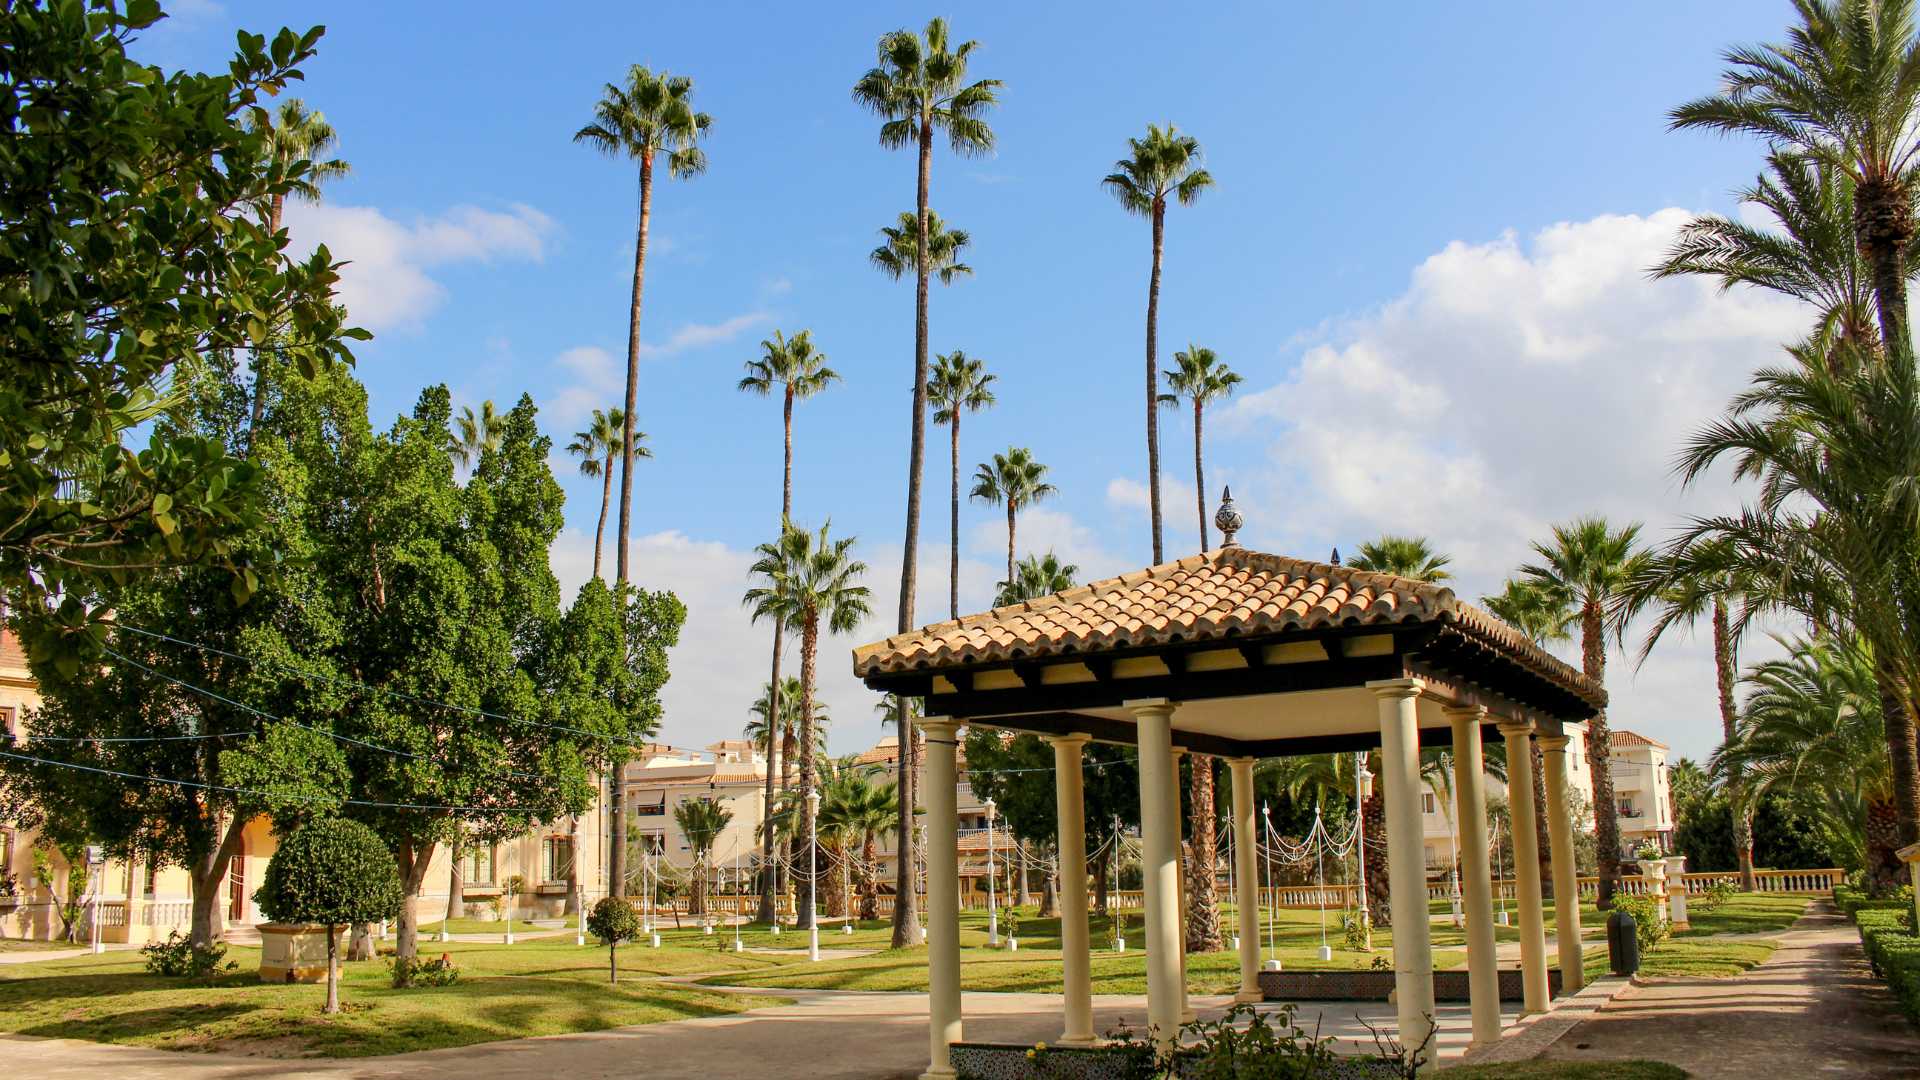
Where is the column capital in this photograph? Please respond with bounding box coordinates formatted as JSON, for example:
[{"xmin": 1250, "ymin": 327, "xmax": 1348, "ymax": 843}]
[
  {"xmin": 1123, "ymin": 697, "xmax": 1176, "ymax": 713},
  {"xmin": 1047, "ymin": 732, "xmax": 1092, "ymax": 748},
  {"xmin": 918, "ymin": 717, "xmax": 962, "ymax": 740},
  {"xmin": 1225, "ymin": 755, "xmax": 1257, "ymax": 767},
  {"xmin": 1441, "ymin": 703, "xmax": 1487, "ymax": 721},
  {"xmin": 1496, "ymin": 717, "xmax": 1534, "ymax": 738},
  {"xmin": 1536, "ymin": 733, "xmax": 1571, "ymax": 751},
  {"xmin": 1366, "ymin": 678, "xmax": 1421, "ymax": 700}
]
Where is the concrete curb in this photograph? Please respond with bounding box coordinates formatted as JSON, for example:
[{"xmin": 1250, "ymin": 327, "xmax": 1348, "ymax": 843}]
[{"xmin": 1443, "ymin": 974, "xmax": 1634, "ymax": 1068}]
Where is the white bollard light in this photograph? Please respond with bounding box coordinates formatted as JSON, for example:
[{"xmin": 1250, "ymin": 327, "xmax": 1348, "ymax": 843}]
[
  {"xmin": 1316, "ymin": 945, "xmax": 1332, "ymax": 962},
  {"xmin": 650, "ymin": 932, "xmax": 661, "ymax": 948},
  {"xmin": 1263, "ymin": 958, "xmax": 1282, "ymax": 972}
]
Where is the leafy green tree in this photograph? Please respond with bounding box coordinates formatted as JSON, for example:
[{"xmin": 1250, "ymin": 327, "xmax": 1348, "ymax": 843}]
[
  {"xmin": 576, "ymin": 67, "xmax": 710, "ymax": 897},
  {"xmin": 931, "ymin": 351, "xmax": 996, "ymax": 620},
  {"xmin": 964, "ymin": 730, "xmax": 1142, "ymax": 916},
  {"xmin": 565, "ymin": 408, "xmax": 646, "ymax": 581},
  {"xmin": 854, "ymin": 19, "xmax": 1000, "ymax": 949},
  {"xmin": 1522, "ymin": 517, "xmax": 1650, "ymax": 908},
  {"xmin": 1671, "ymin": 0, "xmax": 1920, "ymax": 352},
  {"xmin": 0, "ymin": 2, "xmax": 364, "ymax": 653},
  {"xmin": 737, "ymin": 328, "xmax": 839, "ymax": 922},
  {"xmin": 586, "ymin": 896, "xmax": 641, "ymax": 984},
  {"xmin": 995, "ymin": 552, "xmax": 1078, "ymax": 607},
  {"xmin": 257, "ymin": 817, "xmax": 403, "ymax": 1014},
  {"xmin": 1103, "ymin": 124, "xmax": 1213, "ymax": 564},
  {"xmin": 971, "ymin": 448, "xmax": 1057, "ymax": 593},
  {"xmin": 1349, "ymin": 536, "xmax": 1453, "ymax": 582},
  {"xmin": 744, "ymin": 522, "xmax": 871, "ymax": 929},
  {"xmin": 1162, "ymin": 345, "xmax": 1241, "ymax": 553},
  {"xmin": 672, "ymin": 797, "xmax": 732, "ymax": 915}
]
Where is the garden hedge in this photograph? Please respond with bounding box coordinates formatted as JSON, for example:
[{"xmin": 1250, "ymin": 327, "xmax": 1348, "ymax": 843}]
[
  {"xmin": 1835, "ymin": 884, "xmax": 1914, "ymax": 919},
  {"xmin": 1855, "ymin": 909, "xmax": 1920, "ymax": 1027}
]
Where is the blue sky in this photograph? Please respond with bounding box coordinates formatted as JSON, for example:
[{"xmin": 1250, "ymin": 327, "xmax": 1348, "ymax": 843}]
[{"xmin": 140, "ymin": 2, "xmax": 1806, "ymax": 762}]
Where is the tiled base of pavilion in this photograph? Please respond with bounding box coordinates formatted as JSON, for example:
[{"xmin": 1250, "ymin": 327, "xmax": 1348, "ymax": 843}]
[{"xmin": 854, "ymin": 545, "xmax": 1606, "ymax": 1076}]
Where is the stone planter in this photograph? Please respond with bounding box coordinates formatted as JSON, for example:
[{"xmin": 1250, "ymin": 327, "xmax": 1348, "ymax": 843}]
[
  {"xmin": 950, "ymin": 1042, "xmax": 1402, "ymax": 1080},
  {"xmin": 258, "ymin": 922, "xmax": 333, "ymax": 984}
]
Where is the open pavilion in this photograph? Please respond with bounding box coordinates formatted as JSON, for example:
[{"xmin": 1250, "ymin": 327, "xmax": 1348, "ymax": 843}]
[{"xmin": 851, "ymin": 505, "xmax": 1607, "ymax": 1076}]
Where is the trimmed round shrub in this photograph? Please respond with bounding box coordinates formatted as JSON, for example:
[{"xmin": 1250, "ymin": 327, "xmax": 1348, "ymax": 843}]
[
  {"xmin": 587, "ymin": 896, "xmax": 641, "ymax": 984},
  {"xmin": 256, "ymin": 818, "xmax": 402, "ymax": 1012}
]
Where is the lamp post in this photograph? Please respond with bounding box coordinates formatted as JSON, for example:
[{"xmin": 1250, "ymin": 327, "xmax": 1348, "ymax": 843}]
[
  {"xmin": 985, "ymin": 797, "xmax": 999, "ymax": 946},
  {"xmin": 86, "ymin": 845, "xmax": 104, "ymax": 955},
  {"xmin": 1353, "ymin": 753, "xmax": 1373, "ymax": 950},
  {"xmin": 806, "ymin": 787, "xmax": 821, "ymax": 962},
  {"xmin": 1261, "ymin": 803, "xmax": 1279, "ymax": 971}
]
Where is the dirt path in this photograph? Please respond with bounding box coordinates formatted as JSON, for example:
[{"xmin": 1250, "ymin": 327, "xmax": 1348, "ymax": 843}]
[{"xmin": 1533, "ymin": 903, "xmax": 1916, "ymax": 1078}]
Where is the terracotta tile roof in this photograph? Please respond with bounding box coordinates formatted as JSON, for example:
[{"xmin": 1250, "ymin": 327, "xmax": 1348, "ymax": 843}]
[
  {"xmin": 1610, "ymin": 729, "xmax": 1668, "ymax": 750},
  {"xmin": 851, "ymin": 547, "xmax": 1602, "ymax": 710}
]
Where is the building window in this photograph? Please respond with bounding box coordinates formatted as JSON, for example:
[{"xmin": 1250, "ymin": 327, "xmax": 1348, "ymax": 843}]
[
  {"xmin": 466, "ymin": 845, "xmax": 495, "ymax": 885},
  {"xmin": 1421, "ymin": 793, "xmax": 1436, "ymax": 815},
  {"xmin": 543, "ymin": 837, "xmax": 574, "ymax": 884}
]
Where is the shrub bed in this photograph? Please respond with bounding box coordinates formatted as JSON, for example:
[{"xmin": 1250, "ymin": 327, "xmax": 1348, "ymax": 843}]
[
  {"xmin": 1835, "ymin": 884, "xmax": 1913, "ymax": 919},
  {"xmin": 1855, "ymin": 909, "xmax": 1920, "ymax": 1027}
]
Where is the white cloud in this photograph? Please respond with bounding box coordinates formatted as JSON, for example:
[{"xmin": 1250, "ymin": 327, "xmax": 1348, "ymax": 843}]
[
  {"xmin": 1218, "ymin": 208, "xmax": 1807, "ymax": 760},
  {"xmin": 640, "ymin": 312, "xmax": 772, "ymax": 358},
  {"xmin": 284, "ymin": 202, "xmax": 554, "ymax": 332}
]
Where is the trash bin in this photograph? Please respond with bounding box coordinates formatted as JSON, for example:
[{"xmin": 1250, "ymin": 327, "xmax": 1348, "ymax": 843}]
[{"xmin": 1607, "ymin": 909, "xmax": 1639, "ymax": 976}]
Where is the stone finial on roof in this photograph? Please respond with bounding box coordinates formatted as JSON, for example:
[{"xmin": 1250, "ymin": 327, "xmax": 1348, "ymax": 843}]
[
  {"xmin": 1214, "ymin": 486, "xmax": 1243, "ymax": 548},
  {"xmin": 1330, "ymin": 547, "xmax": 1341, "ymax": 566}
]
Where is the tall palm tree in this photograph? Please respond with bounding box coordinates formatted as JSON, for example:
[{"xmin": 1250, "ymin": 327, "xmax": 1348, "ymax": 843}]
[
  {"xmin": 994, "ymin": 552, "xmax": 1078, "ymax": 607},
  {"xmin": 451, "ymin": 400, "xmax": 504, "ymax": 471},
  {"xmin": 1663, "ymin": 336, "xmax": 1920, "ymax": 865},
  {"xmin": 1162, "ymin": 345, "xmax": 1241, "ymax": 552},
  {"xmin": 854, "ymin": 20, "xmax": 1000, "ymax": 950},
  {"xmin": 746, "ymin": 676, "xmax": 832, "ymax": 791},
  {"xmin": 1349, "ymin": 535, "xmax": 1453, "ymax": 582},
  {"xmin": 1654, "ymin": 151, "xmax": 1885, "ymax": 353},
  {"xmin": 246, "ymin": 98, "xmax": 351, "ymax": 439},
  {"xmin": 744, "ymin": 522, "xmax": 873, "ymax": 931},
  {"xmin": 575, "ymin": 65, "xmax": 711, "ymax": 898},
  {"xmin": 567, "ymin": 409, "xmax": 649, "ymax": 580},
  {"xmin": 931, "ymin": 351, "xmax": 997, "ymax": 619},
  {"xmin": 1671, "ymin": 0, "xmax": 1920, "ymax": 352},
  {"xmin": 1718, "ymin": 634, "xmax": 1896, "ymax": 883},
  {"xmin": 1620, "ymin": 542, "xmax": 1760, "ymax": 890},
  {"xmin": 1521, "ymin": 517, "xmax": 1651, "ymax": 908},
  {"xmin": 971, "ymin": 448, "xmax": 1057, "ymax": 593},
  {"xmin": 737, "ymin": 328, "xmax": 840, "ymax": 923},
  {"xmin": 819, "ymin": 766, "xmax": 901, "ymax": 921},
  {"xmin": 672, "ymin": 797, "xmax": 733, "ymax": 916},
  {"xmin": 1103, "ymin": 124, "xmax": 1213, "ymax": 565},
  {"xmin": 1480, "ymin": 577, "xmax": 1573, "ymax": 896}
]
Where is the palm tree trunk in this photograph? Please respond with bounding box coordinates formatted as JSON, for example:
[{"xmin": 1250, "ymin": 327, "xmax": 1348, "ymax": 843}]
[
  {"xmin": 950, "ymin": 413, "xmax": 961, "ymax": 620},
  {"xmin": 1186, "ymin": 755, "xmax": 1224, "ymax": 952},
  {"xmin": 592, "ymin": 451, "xmax": 613, "ymax": 580},
  {"xmin": 860, "ymin": 830, "xmax": 880, "ymax": 921},
  {"xmin": 757, "ymin": 643, "xmax": 783, "ymax": 924},
  {"xmin": 608, "ymin": 150, "xmax": 655, "ymax": 900},
  {"xmin": 1712, "ymin": 599, "xmax": 1757, "ymax": 891},
  {"xmin": 1006, "ymin": 501, "xmax": 1017, "ymax": 591},
  {"xmin": 890, "ymin": 106, "xmax": 935, "ymax": 953},
  {"xmin": 1866, "ymin": 795, "xmax": 1905, "ymax": 894},
  {"xmin": 798, "ymin": 617, "xmax": 821, "ymax": 931},
  {"xmin": 1363, "ymin": 781, "xmax": 1390, "ymax": 926},
  {"xmin": 1193, "ymin": 401, "xmax": 1208, "ymax": 551},
  {"xmin": 1876, "ymin": 665, "xmax": 1920, "ymax": 853},
  {"xmin": 1856, "ymin": 176, "xmax": 1912, "ymax": 356},
  {"xmin": 1146, "ymin": 199, "xmax": 1166, "ymax": 564},
  {"xmin": 1581, "ymin": 604, "xmax": 1622, "ymax": 909},
  {"xmin": 1532, "ymin": 744, "xmax": 1552, "ymax": 900}
]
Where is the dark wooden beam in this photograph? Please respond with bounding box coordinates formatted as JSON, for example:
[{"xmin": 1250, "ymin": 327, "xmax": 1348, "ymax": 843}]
[{"xmin": 923, "ymin": 653, "xmax": 1408, "ymax": 720}]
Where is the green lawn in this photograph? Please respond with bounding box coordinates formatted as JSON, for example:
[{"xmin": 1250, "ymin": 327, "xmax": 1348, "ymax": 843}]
[
  {"xmin": 0, "ymin": 936, "xmax": 788, "ymax": 1057},
  {"xmin": 1581, "ymin": 938, "xmax": 1778, "ymax": 981},
  {"xmin": 1672, "ymin": 893, "xmax": 1808, "ymax": 937},
  {"xmin": 424, "ymin": 913, "xmax": 578, "ymax": 935},
  {"xmin": 0, "ymin": 938, "xmax": 84, "ymax": 952}
]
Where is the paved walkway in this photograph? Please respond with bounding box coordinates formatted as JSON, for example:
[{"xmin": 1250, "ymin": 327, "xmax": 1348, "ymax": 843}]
[{"xmin": 1532, "ymin": 903, "xmax": 1917, "ymax": 1078}]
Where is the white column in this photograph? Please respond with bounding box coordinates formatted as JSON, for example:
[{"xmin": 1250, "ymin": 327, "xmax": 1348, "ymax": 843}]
[
  {"xmin": 1371, "ymin": 679, "xmax": 1435, "ymax": 1067},
  {"xmin": 1539, "ymin": 733, "xmax": 1586, "ymax": 992},
  {"xmin": 1500, "ymin": 720, "xmax": 1550, "ymax": 1014},
  {"xmin": 1444, "ymin": 705, "xmax": 1502, "ymax": 1049},
  {"xmin": 1170, "ymin": 747, "xmax": 1195, "ymax": 1024},
  {"xmin": 1130, "ymin": 698, "xmax": 1184, "ymax": 1052},
  {"xmin": 1051, "ymin": 733, "xmax": 1095, "ymax": 1045},
  {"xmin": 1229, "ymin": 757, "xmax": 1262, "ymax": 1003},
  {"xmin": 920, "ymin": 718, "xmax": 964, "ymax": 1079}
]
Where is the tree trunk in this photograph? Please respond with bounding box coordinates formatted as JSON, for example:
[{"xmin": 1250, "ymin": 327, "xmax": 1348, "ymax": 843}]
[
  {"xmin": 860, "ymin": 831, "xmax": 880, "ymax": 921},
  {"xmin": 1186, "ymin": 755, "xmax": 1224, "ymax": 952},
  {"xmin": 347, "ymin": 922, "xmax": 372, "ymax": 961},
  {"xmin": 890, "ymin": 109, "xmax": 935, "ymax": 953},
  {"xmin": 950, "ymin": 414, "xmax": 961, "ymax": 620},
  {"xmin": 1006, "ymin": 502, "xmax": 1017, "ymax": 591},
  {"xmin": 1193, "ymin": 402, "xmax": 1208, "ymax": 551},
  {"xmin": 447, "ymin": 824, "xmax": 465, "ymax": 921},
  {"xmin": 187, "ymin": 813, "xmax": 249, "ymax": 949},
  {"xmin": 1856, "ymin": 174, "xmax": 1913, "ymax": 358},
  {"xmin": 1711, "ymin": 599, "xmax": 1758, "ymax": 892},
  {"xmin": 591, "ymin": 451, "xmax": 613, "ymax": 580},
  {"xmin": 609, "ymin": 150, "xmax": 655, "ymax": 900},
  {"xmin": 1016, "ymin": 842, "xmax": 1029, "ymax": 908},
  {"xmin": 1094, "ymin": 843, "xmax": 1111, "ymax": 917},
  {"xmin": 1865, "ymin": 796, "xmax": 1906, "ymax": 894},
  {"xmin": 1039, "ymin": 862, "xmax": 1057, "ymax": 919},
  {"xmin": 1581, "ymin": 603, "xmax": 1623, "ymax": 910},
  {"xmin": 1532, "ymin": 743, "xmax": 1553, "ymax": 900},
  {"xmin": 609, "ymin": 943, "xmax": 619, "ymax": 985},
  {"xmin": 797, "ymin": 617, "xmax": 821, "ymax": 931},
  {"xmin": 757, "ymin": 629, "xmax": 785, "ymax": 924},
  {"xmin": 393, "ymin": 838, "xmax": 437, "ymax": 960},
  {"xmin": 1363, "ymin": 782, "xmax": 1391, "ymax": 926},
  {"xmin": 324, "ymin": 924, "xmax": 340, "ymax": 1015},
  {"xmin": 567, "ymin": 815, "xmax": 583, "ymax": 917},
  {"xmin": 1146, "ymin": 199, "xmax": 1166, "ymax": 564},
  {"xmin": 1875, "ymin": 666, "xmax": 1920, "ymax": 851}
]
